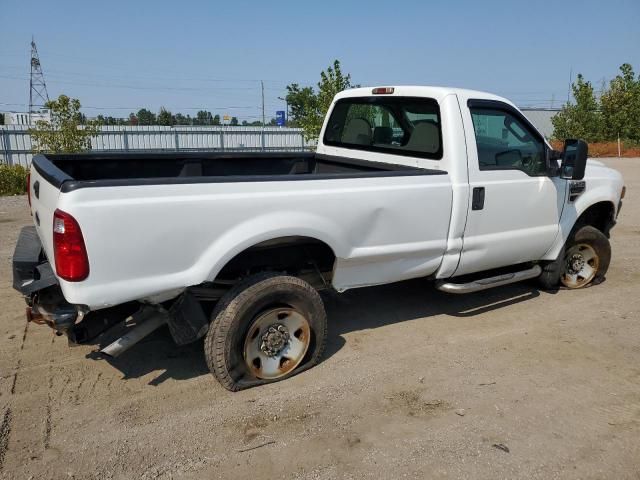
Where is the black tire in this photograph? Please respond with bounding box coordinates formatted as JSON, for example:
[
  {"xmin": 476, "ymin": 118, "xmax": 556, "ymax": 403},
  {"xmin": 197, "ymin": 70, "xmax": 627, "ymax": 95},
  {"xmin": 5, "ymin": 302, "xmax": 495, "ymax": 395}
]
[
  {"xmin": 538, "ymin": 246, "xmax": 565, "ymax": 290},
  {"xmin": 539, "ymin": 225, "xmax": 611, "ymax": 290},
  {"xmin": 204, "ymin": 272, "xmax": 327, "ymax": 391}
]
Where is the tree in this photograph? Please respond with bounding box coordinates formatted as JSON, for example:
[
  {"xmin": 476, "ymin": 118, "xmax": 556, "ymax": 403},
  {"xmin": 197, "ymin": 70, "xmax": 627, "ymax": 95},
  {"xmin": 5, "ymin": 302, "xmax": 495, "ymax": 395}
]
[
  {"xmin": 552, "ymin": 63, "xmax": 640, "ymax": 144},
  {"xmin": 29, "ymin": 95, "xmax": 100, "ymax": 153},
  {"xmin": 96, "ymin": 115, "xmax": 126, "ymax": 126},
  {"xmin": 285, "ymin": 85, "xmax": 315, "ymax": 128},
  {"xmin": 195, "ymin": 110, "xmax": 213, "ymax": 126},
  {"xmin": 286, "ymin": 60, "xmax": 353, "ymax": 140},
  {"xmin": 600, "ymin": 63, "xmax": 640, "ymax": 143},
  {"xmin": 136, "ymin": 108, "xmax": 156, "ymax": 126},
  {"xmin": 158, "ymin": 107, "xmax": 175, "ymax": 126},
  {"xmin": 213, "ymin": 114, "xmax": 221, "ymax": 126},
  {"xmin": 230, "ymin": 116, "xmax": 239, "ymax": 126},
  {"xmin": 174, "ymin": 113, "xmax": 190, "ymax": 125},
  {"xmin": 552, "ymin": 74, "xmax": 603, "ymax": 142}
]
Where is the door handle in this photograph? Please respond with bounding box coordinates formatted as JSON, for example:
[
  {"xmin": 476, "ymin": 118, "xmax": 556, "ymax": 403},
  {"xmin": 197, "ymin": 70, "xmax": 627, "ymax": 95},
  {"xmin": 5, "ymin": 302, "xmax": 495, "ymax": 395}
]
[{"xmin": 472, "ymin": 187, "xmax": 485, "ymax": 210}]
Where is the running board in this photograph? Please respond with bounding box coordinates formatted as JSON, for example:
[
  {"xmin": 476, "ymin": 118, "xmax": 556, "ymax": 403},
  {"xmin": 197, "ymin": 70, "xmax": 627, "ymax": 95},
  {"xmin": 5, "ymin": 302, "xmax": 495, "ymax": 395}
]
[{"xmin": 436, "ymin": 265, "xmax": 542, "ymax": 294}]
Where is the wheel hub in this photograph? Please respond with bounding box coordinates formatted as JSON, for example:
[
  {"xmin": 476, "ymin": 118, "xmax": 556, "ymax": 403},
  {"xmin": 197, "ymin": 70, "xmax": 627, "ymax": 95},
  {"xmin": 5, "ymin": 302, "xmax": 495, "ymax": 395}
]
[
  {"xmin": 260, "ymin": 323, "xmax": 290, "ymax": 357},
  {"xmin": 561, "ymin": 243, "xmax": 600, "ymax": 289},
  {"xmin": 244, "ymin": 307, "xmax": 311, "ymax": 380},
  {"xmin": 567, "ymin": 253, "xmax": 585, "ymax": 274}
]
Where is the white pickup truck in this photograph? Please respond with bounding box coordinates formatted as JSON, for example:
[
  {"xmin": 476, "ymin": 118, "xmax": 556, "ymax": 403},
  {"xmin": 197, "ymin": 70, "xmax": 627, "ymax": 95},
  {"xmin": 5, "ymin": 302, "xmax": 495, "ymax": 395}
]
[{"xmin": 13, "ymin": 86, "xmax": 625, "ymax": 391}]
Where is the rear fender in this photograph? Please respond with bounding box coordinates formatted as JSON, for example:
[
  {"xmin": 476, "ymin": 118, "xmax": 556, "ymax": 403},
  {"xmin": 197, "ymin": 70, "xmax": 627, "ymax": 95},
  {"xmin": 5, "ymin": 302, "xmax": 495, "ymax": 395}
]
[{"xmin": 200, "ymin": 211, "xmax": 347, "ymax": 283}]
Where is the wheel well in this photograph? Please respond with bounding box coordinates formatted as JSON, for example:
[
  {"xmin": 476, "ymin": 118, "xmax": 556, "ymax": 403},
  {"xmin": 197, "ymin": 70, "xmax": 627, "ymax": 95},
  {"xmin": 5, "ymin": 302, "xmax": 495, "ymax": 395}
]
[
  {"xmin": 215, "ymin": 236, "xmax": 336, "ymax": 289},
  {"xmin": 576, "ymin": 201, "xmax": 615, "ymax": 236}
]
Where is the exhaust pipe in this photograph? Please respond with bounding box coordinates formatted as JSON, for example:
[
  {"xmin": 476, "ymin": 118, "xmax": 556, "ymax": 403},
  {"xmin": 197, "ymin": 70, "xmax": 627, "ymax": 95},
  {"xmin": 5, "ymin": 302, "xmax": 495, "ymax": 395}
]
[{"xmin": 100, "ymin": 307, "xmax": 167, "ymax": 358}]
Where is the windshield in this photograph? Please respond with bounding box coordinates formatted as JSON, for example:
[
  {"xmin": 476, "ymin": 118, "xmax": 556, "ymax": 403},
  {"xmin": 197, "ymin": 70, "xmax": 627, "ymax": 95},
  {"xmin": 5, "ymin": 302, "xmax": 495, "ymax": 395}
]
[{"xmin": 323, "ymin": 96, "xmax": 442, "ymax": 160}]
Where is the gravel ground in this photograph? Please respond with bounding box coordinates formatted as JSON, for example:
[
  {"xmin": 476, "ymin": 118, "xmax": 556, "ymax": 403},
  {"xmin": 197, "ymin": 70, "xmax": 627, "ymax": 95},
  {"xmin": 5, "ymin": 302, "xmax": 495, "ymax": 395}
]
[{"xmin": 0, "ymin": 158, "xmax": 638, "ymax": 480}]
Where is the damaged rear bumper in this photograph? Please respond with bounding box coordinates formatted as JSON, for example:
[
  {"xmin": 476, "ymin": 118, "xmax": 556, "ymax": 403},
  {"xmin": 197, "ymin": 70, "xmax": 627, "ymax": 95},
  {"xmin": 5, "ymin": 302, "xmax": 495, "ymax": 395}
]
[
  {"xmin": 12, "ymin": 226, "xmax": 84, "ymax": 334},
  {"xmin": 13, "ymin": 227, "xmax": 209, "ymax": 351}
]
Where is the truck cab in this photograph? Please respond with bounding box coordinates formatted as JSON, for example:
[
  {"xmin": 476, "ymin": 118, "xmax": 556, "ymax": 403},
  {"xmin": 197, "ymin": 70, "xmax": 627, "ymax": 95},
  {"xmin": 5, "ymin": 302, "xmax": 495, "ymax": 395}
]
[{"xmin": 318, "ymin": 86, "xmax": 624, "ymax": 283}]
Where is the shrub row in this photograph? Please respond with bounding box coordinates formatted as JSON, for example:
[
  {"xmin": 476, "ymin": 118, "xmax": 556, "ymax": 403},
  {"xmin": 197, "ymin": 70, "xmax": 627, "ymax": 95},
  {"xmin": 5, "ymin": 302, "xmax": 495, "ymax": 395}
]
[
  {"xmin": 550, "ymin": 140, "xmax": 640, "ymax": 158},
  {"xmin": 0, "ymin": 164, "xmax": 28, "ymax": 196}
]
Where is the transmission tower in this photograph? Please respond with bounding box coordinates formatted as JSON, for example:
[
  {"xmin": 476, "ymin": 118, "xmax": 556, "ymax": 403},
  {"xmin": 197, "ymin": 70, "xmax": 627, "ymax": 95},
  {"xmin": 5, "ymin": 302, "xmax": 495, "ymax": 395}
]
[{"xmin": 29, "ymin": 37, "xmax": 50, "ymax": 116}]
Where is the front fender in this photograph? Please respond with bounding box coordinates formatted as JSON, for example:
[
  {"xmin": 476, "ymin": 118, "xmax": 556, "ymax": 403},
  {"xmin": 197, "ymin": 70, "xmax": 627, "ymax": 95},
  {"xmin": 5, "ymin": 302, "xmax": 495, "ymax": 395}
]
[{"xmin": 542, "ymin": 162, "xmax": 623, "ymax": 260}]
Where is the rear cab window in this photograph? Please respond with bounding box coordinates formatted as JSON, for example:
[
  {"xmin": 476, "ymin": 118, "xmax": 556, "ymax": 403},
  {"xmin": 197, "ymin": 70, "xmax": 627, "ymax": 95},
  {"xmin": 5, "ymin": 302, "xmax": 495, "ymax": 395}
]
[{"xmin": 323, "ymin": 97, "xmax": 443, "ymax": 160}]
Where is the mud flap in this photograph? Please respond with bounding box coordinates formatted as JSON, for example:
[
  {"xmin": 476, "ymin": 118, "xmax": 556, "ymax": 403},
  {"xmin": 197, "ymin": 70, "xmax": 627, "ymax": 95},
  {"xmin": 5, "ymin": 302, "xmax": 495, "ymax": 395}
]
[
  {"xmin": 13, "ymin": 226, "xmax": 57, "ymax": 296},
  {"xmin": 167, "ymin": 291, "xmax": 208, "ymax": 345}
]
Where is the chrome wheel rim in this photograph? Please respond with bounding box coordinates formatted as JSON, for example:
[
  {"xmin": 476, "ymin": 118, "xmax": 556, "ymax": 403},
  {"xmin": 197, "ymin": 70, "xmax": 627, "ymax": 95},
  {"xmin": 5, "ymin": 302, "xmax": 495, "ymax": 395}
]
[
  {"xmin": 243, "ymin": 307, "xmax": 311, "ymax": 379},
  {"xmin": 561, "ymin": 243, "xmax": 599, "ymax": 289}
]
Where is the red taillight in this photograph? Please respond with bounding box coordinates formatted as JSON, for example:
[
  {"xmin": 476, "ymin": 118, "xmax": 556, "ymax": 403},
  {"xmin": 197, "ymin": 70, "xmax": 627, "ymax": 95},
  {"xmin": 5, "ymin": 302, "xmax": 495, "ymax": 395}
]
[
  {"xmin": 53, "ymin": 209, "xmax": 89, "ymax": 281},
  {"xmin": 27, "ymin": 172, "xmax": 31, "ymax": 208},
  {"xmin": 372, "ymin": 87, "xmax": 394, "ymax": 94}
]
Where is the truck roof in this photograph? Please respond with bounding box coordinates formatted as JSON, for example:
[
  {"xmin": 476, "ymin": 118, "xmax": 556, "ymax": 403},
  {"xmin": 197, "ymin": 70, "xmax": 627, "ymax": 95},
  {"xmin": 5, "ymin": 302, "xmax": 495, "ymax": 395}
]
[{"xmin": 334, "ymin": 85, "xmax": 515, "ymax": 107}]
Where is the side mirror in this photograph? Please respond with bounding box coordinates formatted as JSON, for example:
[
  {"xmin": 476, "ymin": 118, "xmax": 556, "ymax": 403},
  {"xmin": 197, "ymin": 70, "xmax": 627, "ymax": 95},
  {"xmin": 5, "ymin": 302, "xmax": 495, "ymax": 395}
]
[{"xmin": 560, "ymin": 139, "xmax": 588, "ymax": 180}]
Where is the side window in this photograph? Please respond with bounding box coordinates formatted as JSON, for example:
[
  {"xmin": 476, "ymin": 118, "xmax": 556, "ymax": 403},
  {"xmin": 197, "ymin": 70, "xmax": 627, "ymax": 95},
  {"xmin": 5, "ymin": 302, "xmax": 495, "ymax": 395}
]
[{"xmin": 470, "ymin": 107, "xmax": 546, "ymax": 176}]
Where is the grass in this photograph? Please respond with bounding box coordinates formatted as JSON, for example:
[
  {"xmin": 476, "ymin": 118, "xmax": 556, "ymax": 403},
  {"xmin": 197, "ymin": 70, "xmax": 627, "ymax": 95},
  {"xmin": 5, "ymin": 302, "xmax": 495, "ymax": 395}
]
[{"xmin": 0, "ymin": 163, "xmax": 28, "ymax": 196}]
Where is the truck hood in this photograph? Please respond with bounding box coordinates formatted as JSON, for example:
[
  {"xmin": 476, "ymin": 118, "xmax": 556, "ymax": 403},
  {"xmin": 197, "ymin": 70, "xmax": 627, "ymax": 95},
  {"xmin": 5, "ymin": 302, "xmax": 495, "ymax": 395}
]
[
  {"xmin": 586, "ymin": 158, "xmax": 606, "ymax": 167},
  {"xmin": 585, "ymin": 158, "xmax": 622, "ymax": 181},
  {"xmin": 583, "ymin": 158, "xmax": 624, "ymax": 209}
]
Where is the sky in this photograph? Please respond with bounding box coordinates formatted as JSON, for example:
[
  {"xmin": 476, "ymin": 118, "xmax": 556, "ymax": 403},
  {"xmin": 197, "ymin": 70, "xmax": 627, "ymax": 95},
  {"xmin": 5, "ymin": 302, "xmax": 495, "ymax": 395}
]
[{"xmin": 1, "ymin": 0, "xmax": 639, "ymax": 121}]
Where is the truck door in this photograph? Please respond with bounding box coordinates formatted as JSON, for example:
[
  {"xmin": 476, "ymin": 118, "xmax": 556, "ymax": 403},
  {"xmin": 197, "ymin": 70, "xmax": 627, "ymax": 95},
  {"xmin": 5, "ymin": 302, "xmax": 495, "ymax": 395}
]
[{"xmin": 454, "ymin": 99, "xmax": 566, "ymax": 276}]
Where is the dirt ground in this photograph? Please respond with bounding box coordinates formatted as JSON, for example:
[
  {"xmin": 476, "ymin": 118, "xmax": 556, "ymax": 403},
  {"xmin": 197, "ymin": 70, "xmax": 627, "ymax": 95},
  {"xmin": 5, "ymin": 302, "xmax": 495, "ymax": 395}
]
[{"xmin": 0, "ymin": 158, "xmax": 638, "ymax": 480}]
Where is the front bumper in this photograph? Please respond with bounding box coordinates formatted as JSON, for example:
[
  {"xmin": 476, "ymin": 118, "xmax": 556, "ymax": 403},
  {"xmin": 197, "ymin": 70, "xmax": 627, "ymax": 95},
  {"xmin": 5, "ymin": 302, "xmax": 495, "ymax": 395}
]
[{"xmin": 12, "ymin": 226, "xmax": 79, "ymax": 333}]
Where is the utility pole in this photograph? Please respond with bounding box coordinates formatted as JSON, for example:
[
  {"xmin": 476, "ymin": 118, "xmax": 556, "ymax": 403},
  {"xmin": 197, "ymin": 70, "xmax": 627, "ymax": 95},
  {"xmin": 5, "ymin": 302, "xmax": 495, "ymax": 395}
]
[
  {"xmin": 567, "ymin": 67, "xmax": 573, "ymax": 104},
  {"xmin": 261, "ymin": 80, "xmax": 266, "ymax": 127},
  {"xmin": 29, "ymin": 36, "xmax": 50, "ymax": 124}
]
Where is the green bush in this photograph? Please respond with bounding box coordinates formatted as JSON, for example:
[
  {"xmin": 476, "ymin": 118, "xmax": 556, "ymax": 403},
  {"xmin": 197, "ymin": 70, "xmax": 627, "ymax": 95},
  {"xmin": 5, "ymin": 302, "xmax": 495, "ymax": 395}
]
[{"xmin": 0, "ymin": 163, "xmax": 28, "ymax": 196}]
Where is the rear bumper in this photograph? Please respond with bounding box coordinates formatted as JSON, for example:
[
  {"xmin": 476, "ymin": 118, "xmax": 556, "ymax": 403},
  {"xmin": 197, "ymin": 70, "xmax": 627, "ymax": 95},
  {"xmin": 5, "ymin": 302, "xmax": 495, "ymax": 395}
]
[{"xmin": 12, "ymin": 226, "xmax": 80, "ymax": 333}]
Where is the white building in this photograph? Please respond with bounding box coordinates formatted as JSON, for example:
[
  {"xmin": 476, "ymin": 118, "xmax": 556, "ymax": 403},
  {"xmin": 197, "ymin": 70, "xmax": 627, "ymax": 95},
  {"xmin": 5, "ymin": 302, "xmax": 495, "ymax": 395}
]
[
  {"xmin": 520, "ymin": 108, "xmax": 560, "ymax": 139},
  {"xmin": 1, "ymin": 110, "xmax": 51, "ymax": 125}
]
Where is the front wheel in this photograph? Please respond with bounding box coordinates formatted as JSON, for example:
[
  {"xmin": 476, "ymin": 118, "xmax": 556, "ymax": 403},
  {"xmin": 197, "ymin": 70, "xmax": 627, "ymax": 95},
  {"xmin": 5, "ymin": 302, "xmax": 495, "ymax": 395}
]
[
  {"xmin": 204, "ymin": 273, "xmax": 327, "ymax": 391},
  {"xmin": 538, "ymin": 225, "xmax": 611, "ymax": 290},
  {"xmin": 560, "ymin": 225, "xmax": 611, "ymax": 289}
]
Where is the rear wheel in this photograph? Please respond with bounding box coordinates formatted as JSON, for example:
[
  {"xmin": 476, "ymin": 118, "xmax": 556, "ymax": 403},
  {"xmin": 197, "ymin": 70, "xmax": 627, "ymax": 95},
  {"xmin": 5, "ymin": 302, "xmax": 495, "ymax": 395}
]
[{"xmin": 204, "ymin": 273, "xmax": 327, "ymax": 391}]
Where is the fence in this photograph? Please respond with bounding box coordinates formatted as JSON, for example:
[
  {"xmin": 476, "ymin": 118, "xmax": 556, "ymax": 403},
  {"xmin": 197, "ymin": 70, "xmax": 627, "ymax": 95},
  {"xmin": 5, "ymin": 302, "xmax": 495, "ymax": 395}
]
[{"xmin": 0, "ymin": 125, "xmax": 312, "ymax": 167}]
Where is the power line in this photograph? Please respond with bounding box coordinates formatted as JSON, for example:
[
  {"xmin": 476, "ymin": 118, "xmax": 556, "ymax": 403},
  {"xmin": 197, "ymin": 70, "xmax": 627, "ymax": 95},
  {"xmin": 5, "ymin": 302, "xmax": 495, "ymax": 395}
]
[
  {"xmin": 0, "ymin": 57, "xmax": 297, "ymax": 85},
  {"xmin": 0, "ymin": 73, "xmax": 289, "ymax": 109}
]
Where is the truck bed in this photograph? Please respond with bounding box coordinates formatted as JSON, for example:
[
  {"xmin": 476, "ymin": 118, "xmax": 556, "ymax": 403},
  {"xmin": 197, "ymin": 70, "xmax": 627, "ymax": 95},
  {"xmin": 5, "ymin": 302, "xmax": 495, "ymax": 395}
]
[
  {"xmin": 32, "ymin": 151, "xmax": 444, "ymax": 192},
  {"xmin": 27, "ymin": 149, "xmax": 453, "ymax": 309}
]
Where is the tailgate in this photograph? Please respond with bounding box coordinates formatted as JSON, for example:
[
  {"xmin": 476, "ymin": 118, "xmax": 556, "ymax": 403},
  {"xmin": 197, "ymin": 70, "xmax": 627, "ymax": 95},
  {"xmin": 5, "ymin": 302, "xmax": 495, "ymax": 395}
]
[{"xmin": 29, "ymin": 162, "xmax": 61, "ymax": 265}]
